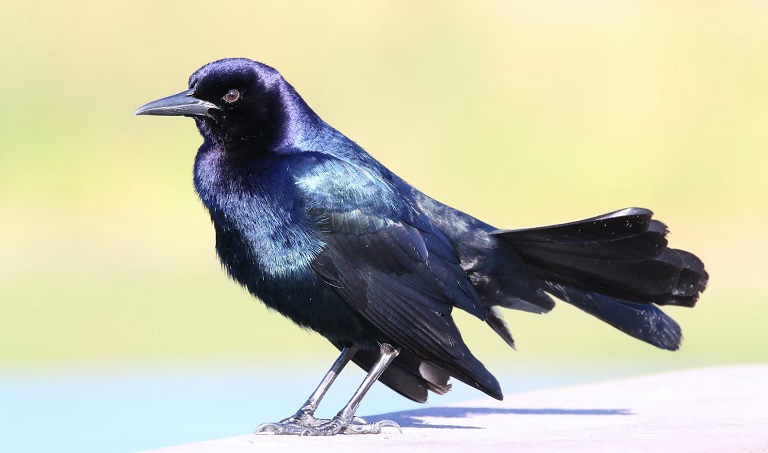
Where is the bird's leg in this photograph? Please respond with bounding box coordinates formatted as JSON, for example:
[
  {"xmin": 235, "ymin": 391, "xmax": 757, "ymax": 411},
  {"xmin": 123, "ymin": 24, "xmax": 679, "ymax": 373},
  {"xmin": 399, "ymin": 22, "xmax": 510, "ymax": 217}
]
[
  {"xmin": 257, "ymin": 344, "xmax": 402, "ymax": 436},
  {"xmin": 325, "ymin": 343, "xmax": 401, "ymax": 435},
  {"xmin": 254, "ymin": 346, "xmax": 359, "ymax": 432},
  {"xmin": 282, "ymin": 346, "xmax": 361, "ymax": 427}
]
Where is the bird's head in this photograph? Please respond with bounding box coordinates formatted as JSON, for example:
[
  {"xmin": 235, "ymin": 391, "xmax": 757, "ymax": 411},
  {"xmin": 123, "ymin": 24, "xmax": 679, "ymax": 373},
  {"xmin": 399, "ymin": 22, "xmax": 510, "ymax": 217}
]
[{"xmin": 135, "ymin": 58, "xmax": 306, "ymax": 150}]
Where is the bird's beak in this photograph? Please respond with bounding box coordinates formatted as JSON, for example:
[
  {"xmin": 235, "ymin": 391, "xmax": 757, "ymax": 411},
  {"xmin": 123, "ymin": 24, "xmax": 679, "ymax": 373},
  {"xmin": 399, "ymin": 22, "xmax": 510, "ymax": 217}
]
[{"xmin": 134, "ymin": 90, "xmax": 220, "ymax": 118}]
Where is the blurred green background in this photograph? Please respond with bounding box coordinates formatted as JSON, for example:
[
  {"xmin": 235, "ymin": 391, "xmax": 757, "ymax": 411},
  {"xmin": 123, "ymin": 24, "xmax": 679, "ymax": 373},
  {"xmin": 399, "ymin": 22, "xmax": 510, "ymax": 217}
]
[{"xmin": 1, "ymin": 0, "xmax": 766, "ymax": 381}]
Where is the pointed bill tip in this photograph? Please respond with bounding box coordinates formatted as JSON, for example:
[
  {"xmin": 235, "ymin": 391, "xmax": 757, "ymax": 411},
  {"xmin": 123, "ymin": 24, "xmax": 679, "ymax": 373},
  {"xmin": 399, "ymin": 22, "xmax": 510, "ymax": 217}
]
[{"xmin": 134, "ymin": 90, "xmax": 220, "ymax": 118}]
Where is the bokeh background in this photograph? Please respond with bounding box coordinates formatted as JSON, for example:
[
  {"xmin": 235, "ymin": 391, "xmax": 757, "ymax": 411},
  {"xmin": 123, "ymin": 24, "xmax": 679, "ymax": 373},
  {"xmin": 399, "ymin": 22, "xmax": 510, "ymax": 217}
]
[{"xmin": 1, "ymin": 1, "xmax": 766, "ymax": 451}]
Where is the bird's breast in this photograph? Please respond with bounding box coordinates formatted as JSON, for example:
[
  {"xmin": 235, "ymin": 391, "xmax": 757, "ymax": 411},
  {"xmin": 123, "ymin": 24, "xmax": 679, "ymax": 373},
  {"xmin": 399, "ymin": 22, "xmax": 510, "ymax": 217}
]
[{"xmin": 193, "ymin": 147, "xmax": 324, "ymax": 282}]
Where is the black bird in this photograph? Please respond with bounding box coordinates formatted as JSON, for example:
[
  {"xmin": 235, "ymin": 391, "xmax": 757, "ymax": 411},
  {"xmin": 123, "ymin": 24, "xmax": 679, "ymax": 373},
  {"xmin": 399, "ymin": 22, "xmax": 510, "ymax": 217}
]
[{"xmin": 135, "ymin": 58, "xmax": 708, "ymax": 436}]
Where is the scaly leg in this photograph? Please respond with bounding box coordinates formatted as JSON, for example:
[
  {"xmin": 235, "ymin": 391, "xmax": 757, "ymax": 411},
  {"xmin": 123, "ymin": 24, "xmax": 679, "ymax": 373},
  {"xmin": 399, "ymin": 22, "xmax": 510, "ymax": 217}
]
[
  {"xmin": 255, "ymin": 346, "xmax": 358, "ymax": 432},
  {"xmin": 255, "ymin": 344, "xmax": 401, "ymax": 436}
]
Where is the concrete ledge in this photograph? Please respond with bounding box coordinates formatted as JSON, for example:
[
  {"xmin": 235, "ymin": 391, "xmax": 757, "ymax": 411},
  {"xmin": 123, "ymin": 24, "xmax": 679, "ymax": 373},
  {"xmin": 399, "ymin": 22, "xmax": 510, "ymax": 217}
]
[{"xmin": 143, "ymin": 365, "xmax": 768, "ymax": 452}]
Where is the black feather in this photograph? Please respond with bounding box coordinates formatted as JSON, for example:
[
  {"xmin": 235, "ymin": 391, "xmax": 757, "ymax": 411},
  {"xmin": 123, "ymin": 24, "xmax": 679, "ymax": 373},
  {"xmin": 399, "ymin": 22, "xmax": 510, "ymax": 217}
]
[
  {"xmin": 137, "ymin": 59, "xmax": 708, "ymax": 409},
  {"xmin": 333, "ymin": 342, "xmax": 451, "ymax": 403}
]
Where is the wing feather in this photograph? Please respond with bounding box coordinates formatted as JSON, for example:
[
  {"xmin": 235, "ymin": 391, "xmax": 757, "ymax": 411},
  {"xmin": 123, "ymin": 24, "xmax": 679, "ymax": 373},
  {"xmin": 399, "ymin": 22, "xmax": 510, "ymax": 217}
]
[{"xmin": 290, "ymin": 155, "xmax": 501, "ymax": 399}]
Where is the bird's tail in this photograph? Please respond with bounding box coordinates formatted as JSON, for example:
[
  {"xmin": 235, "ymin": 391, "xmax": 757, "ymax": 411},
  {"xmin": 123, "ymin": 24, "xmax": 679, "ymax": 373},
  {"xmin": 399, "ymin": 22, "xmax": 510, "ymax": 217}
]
[{"xmin": 490, "ymin": 207, "xmax": 708, "ymax": 350}]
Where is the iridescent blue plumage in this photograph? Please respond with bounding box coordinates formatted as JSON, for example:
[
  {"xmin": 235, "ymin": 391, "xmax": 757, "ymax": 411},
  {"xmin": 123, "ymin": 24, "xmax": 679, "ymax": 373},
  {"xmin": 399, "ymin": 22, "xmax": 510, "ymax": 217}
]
[{"xmin": 135, "ymin": 58, "xmax": 708, "ymax": 435}]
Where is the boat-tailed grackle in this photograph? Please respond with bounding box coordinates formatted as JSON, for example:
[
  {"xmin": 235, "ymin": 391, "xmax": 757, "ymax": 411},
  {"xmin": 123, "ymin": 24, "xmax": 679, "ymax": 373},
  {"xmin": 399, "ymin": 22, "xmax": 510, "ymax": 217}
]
[{"xmin": 135, "ymin": 58, "xmax": 708, "ymax": 436}]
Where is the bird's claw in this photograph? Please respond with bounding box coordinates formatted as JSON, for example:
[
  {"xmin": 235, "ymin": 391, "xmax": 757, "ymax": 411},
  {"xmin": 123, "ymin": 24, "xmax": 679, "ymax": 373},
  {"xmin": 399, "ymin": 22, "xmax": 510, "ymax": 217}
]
[
  {"xmin": 254, "ymin": 416, "xmax": 400, "ymax": 436},
  {"xmin": 341, "ymin": 419, "xmax": 401, "ymax": 435},
  {"xmin": 254, "ymin": 421, "xmax": 313, "ymax": 435},
  {"xmin": 253, "ymin": 422, "xmax": 291, "ymax": 435}
]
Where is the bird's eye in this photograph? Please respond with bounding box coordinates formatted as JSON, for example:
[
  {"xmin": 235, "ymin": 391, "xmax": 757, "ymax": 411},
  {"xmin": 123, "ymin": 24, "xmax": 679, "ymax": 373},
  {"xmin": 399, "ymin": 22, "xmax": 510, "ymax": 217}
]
[{"xmin": 223, "ymin": 89, "xmax": 240, "ymax": 103}]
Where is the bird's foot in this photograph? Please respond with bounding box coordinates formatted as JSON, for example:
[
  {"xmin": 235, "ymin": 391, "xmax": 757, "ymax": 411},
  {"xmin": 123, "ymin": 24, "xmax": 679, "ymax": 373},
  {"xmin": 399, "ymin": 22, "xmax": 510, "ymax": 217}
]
[
  {"xmin": 278, "ymin": 411, "xmax": 320, "ymax": 427},
  {"xmin": 339, "ymin": 418, "xmax": 401, "ymax": 435},
  {"xmin": 260, "ymin": 410, "xmax": 368, "ymax": 428},
  {"xmin": 254, "ymin": 415, "xmax": 400, "ymax": 436}
]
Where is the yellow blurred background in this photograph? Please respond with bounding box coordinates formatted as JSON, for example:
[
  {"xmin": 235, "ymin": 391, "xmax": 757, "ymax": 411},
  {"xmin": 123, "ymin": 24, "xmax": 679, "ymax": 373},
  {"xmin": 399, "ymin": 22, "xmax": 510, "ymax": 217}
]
[{"xmin": 1, "ymin": 0, "xmax": 766, "ymax": 377}]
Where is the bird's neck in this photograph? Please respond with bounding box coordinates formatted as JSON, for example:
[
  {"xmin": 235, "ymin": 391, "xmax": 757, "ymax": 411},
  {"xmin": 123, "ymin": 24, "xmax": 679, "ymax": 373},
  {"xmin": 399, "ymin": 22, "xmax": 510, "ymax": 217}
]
[{"xmin": 270, "ymin": 85, "xmax": 340, "ymax": 154}]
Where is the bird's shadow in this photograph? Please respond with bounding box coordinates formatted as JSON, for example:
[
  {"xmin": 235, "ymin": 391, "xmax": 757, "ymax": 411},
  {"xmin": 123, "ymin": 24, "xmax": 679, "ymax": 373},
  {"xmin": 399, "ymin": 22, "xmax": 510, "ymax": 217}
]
[{"xmin": 363, "ymin": 406, "xmax": 631, "ymax": 430}]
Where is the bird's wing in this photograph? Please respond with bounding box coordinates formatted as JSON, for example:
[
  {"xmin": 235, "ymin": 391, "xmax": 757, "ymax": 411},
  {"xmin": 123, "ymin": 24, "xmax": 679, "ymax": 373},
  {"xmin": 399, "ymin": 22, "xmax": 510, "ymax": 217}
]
[{"xmin": 289, "ymin": 154, "xmax": 502, "ymax": 399}]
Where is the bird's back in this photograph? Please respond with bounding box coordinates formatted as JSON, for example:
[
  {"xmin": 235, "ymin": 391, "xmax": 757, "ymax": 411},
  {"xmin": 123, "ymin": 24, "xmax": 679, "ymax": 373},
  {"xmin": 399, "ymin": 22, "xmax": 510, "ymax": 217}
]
[{"xmin": 138, "ymin": 57, "xmax": 706, "ymax": 406}]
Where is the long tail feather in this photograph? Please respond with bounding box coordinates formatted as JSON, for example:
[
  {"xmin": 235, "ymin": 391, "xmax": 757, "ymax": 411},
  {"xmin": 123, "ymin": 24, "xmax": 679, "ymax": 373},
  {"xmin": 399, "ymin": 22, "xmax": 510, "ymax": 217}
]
[
  {"xmin": 544, "ymin": 282, "xmax": 683, "ymax": 350},
  {"xmin": 490, "ymin": 207, "xmax": 708, "ymax": 349}
]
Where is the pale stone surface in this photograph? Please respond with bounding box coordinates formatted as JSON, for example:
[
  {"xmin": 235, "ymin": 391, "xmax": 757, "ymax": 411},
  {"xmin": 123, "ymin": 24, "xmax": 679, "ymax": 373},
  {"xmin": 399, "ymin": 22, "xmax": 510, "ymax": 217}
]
[{"xmin": 142, "ymin": 365, "xmax": 768, "ymax": 453}]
